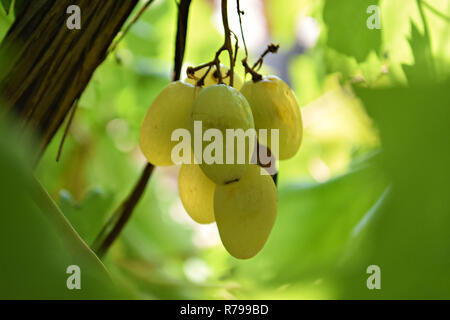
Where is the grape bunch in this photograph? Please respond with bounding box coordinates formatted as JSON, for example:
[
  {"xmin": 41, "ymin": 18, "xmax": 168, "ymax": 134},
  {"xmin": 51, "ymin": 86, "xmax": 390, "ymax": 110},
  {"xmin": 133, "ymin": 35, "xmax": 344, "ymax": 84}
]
[{"xmin": 140, "ymin": 64, "xmax": 303, "ymax": 259}]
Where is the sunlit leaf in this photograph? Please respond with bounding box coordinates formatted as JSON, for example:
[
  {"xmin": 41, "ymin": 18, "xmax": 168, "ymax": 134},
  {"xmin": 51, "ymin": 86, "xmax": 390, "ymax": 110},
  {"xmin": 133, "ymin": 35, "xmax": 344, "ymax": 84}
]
[
  {"xmin": 323, "ymin": 0, "xmax": 381, "ymax": 62},
  {"xmin": 401, "ymin": 21, "xmax": 436, "ymax": 84}
]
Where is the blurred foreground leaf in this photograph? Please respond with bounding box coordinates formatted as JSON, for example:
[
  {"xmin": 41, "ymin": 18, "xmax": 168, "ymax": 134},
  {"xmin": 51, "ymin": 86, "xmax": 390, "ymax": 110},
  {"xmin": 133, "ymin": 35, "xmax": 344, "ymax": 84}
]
[
  {"xmin": 334, "ymin": 79, "xmax": 450, "ymax": 299},
  {"xmin": 59, "ymin": 188, "xmax": 115, "ymax": 245},
  {"xmin": 0, "ymin": 0, "xmax": 11, "ymax": 14},
  {"xmin": 0, "ymin": 118, "xmax": 125, "ymax": 299}
]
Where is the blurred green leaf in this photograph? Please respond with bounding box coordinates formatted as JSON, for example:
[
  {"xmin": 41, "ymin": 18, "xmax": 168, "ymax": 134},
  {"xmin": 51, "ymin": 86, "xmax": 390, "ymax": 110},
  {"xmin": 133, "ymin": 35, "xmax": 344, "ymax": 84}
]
[
  {"xmin": 0, "ymin": 119, "xmax": 125, "ymax": 299},
  {"xmin": 0, "ymin": 0, "xmax": 13, "ymax": 42},
  {"xmin": 59, "ymin": 188, "xmax": 115, "ymax": 245},
  {"xmin": 402, "ymin": 21, "xmax": 436, "ymax": 84},
  {"xmin": 291, "ymin": 50, "xmax": 326, "ymax": 106},
  {"xmin": 323, "ymin": 0, "xmax": 381, "ymax": 62},
  {"xmin": 336, "ymin": 79, "xmax": 450, "ymax": 299},
  {"xmin": 380, "ymin": 0, "xmax": 450, "ymax": 83},
  {"xmin": 1, "ymin": 0, "xmax": 11, "ymax": 14},
  {"xmin": 360, "ymin": 51, "xmax": 384, "ymax": 85},
  {"xmin": 325, "ymin": 48, "xmax": 359, "ymax": 82}
]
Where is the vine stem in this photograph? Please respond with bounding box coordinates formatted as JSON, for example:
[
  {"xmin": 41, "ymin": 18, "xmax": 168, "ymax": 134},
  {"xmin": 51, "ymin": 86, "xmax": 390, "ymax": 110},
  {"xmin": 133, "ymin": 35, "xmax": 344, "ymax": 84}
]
[
  {"xmin": 236, "ymin": 0, "xmax": 248, "ymax": 58},
  {"xmin": 56, "ymin": 100, "xmax": 78, "ymax": 162},
  {"xmin": 221, "ymin": 0, "xmax": 234, "ymax": 87},
  {"xmin": 55, "ymin": 0, "xmax": 155, "ymax": 162},
  {"xmin": 252, "ymin": 43, "xmax": 279, "ymax": 70},
  {"xmin": 92, "ymin": 0, "xmax": 192, "ymax": 259},
  {"xmin": 92, "ymin": 164, "xmax": 154, "ymax": 258},
  {"xmin": 108, "ymin": 0, "xmax": 156, "ymax": 54}
]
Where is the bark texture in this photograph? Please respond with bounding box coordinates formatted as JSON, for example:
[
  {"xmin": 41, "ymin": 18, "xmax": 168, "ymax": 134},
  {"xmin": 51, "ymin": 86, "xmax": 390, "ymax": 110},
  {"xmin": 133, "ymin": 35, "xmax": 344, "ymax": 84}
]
[{"xmin": 0, "ymin": 0, "xmax": 138, "ymax": 161}]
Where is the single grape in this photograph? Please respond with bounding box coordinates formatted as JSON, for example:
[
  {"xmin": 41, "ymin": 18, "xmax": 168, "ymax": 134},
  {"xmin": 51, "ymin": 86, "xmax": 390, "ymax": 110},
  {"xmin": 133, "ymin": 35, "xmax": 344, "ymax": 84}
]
[
  {"xmin": 178, "ymin": 164, "xmax": 215, "ymax": 224},
  {"xmin": 189, "ymin": 84, "xmax": 255, "ymax": 185},
  {"xmin": 186, "ymin": 64, "xmax": 243, "ymax": 89},
  {"xmin": 140, "ymin": 81, "xmax": 198, "ymax": 166},
  {"xmin": 214, "ymin": 164, "xmax": 278, "ymax": 259},
  {"xmin": 240, "ymin": 75, "xmax": 303, "ymax": 160}
]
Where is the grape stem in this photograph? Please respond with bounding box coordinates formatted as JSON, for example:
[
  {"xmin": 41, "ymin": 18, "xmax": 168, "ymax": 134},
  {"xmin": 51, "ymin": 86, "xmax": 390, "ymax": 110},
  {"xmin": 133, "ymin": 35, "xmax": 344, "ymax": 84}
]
[
  {"xmin": 188, "ymin": 1, "xmax": 280, "ymax": 86},
  {"xmin": 187, "ymin": 0, "xmax": 236, "ymax": 87},
  {"xmin": 56, "ymin": 99, "xmax": 78, "ymax": 162},
  {"xmin": 242, "ymin": 43, "xmax": 280, "ymax": 82},
  {"xmin": 236, "ymin": 0, "xmax": 248, "ymax": 58},
  {"xmin": 235, "ymin": 0, "xmax": 280, "ymax": 82},
  {"xmin": 252, "ymin": 43, "xmax": 280, "ymax": 71},
  {"xmin": 221, "ymin": 0, "xmax": 235, "ymax": 87}
]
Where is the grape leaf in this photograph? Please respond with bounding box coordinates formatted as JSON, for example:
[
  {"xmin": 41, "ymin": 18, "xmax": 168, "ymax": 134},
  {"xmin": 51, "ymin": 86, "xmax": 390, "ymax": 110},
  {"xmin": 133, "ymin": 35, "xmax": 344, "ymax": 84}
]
[
  {"xmin": 401, "ymin": 21, "xmax": 436, "ymax": 85},
  {"xmin": 323, "ymin": 0, "xmax": 381, "ymax": 62},
  {"xmin": 337, "ymin": 80, "xmax": 450, "ymax": 299},
  {"xmin": 0, "ymin": 118, "xmax": 126, "ymax": 299},
  {"xmin": 1, "ymin": 0, "xmax": 11, "ymax": 14},
  {"xmin": 59, "ymin": 188, "xmax": 115, "ymax": 245}
]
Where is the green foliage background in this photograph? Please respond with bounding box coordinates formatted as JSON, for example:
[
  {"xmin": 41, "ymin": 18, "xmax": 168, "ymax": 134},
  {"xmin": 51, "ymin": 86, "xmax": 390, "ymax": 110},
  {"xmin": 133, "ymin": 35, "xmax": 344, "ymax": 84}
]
[{"xmin": 0, "ymin": 0, "xmax": 449, "ymax": 299}]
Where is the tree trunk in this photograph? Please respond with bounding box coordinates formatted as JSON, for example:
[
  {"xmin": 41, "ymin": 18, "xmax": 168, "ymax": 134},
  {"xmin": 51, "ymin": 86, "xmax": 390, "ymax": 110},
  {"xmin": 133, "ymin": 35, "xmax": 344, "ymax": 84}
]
[{"xmin": 0, "ymin": 0, "xmax": 138, "ymax": 162}]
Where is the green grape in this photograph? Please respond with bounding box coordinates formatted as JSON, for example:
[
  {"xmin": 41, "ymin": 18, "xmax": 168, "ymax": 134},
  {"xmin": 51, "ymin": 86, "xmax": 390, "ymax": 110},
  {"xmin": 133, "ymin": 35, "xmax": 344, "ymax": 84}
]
[
  {"xmin": 186, "ymin": 64, "xmax": 243, "ymax": 90},
  {"xmin": 240, "ymin": 75, "xmax": 303, "ymax": 160},
  {"xmin": 178, "ymin": 164, "xmax": 215, "ymax": 224},
  {"xmin": 189, "ymin": 84, "xmax": 255, "ymax": 185},
  {"xmin": 214, "ymin": 164, "xmax": 278, "ymax": 259},
  {"xmin": 140, "ymin": 81, "xmax": 198, "ymax": 166}
]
